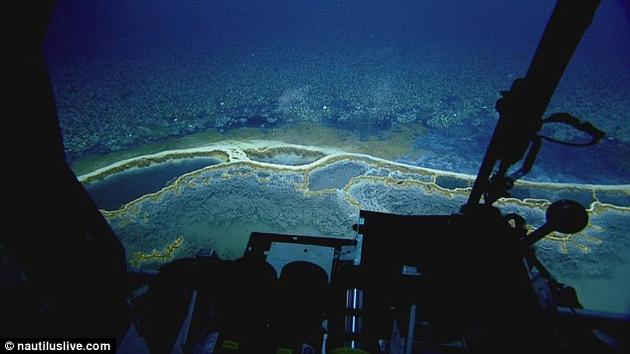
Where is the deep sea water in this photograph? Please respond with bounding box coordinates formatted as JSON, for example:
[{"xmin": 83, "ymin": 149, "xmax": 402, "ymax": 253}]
[{"xmin": 44, "ymin": 1, "xmax": 630, "ymax": 313}]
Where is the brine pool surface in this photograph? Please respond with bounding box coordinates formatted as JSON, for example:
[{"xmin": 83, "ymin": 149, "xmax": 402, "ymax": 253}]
[
  {"xmin": 85, "ymin": 157, "xmax": 221, "ymax": 210},
  {"xmin": 79, "ymin": 141, "xmax": 630, "ymax": 314}
]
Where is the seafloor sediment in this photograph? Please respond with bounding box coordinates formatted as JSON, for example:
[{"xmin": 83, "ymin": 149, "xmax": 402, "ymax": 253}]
[{"xmin": 79, "ymin": 140, "xmax": 630, "ymax": 313}]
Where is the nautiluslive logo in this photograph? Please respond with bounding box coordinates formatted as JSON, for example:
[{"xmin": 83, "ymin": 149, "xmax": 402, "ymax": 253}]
[{"xmin": 1, "ymin": 338, "xmax": 115, "ymax": 352}]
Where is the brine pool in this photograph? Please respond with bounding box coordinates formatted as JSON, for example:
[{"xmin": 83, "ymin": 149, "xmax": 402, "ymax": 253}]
[{"xmin": 78, "ymin": 140, "xmax": 630, "ymax": 313}]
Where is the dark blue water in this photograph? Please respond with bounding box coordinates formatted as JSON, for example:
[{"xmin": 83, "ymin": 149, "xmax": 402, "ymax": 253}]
[{"xmin": 85, "ymin": 157, "xmax": 220, "ymax": 210}]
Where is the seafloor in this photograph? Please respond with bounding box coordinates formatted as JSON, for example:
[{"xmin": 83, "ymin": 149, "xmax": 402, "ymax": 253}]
[
  {"xmin": 51, "ymin": 44, "xmax": 630, "ymax": 184},
  {"xmin": 77, "ymin": 141, "xmax": 630, "ymax": 314},
  {"xmin": 45, "ymin": 1, "xmax": 630, "ymax": 184},
  {"xmin": 44, "ymin": 1, "xmax": 630, "ymax": 314}
]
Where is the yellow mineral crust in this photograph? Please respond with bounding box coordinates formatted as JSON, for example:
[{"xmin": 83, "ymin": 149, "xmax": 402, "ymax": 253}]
[
  {"xmin": 129, "ymin": 235, "xmax": 184, "ymax": 267},
  {"xmin": 79, "ymin": 140, "xmax": 629, "ymax": 260}
]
